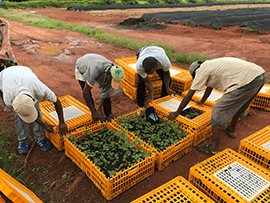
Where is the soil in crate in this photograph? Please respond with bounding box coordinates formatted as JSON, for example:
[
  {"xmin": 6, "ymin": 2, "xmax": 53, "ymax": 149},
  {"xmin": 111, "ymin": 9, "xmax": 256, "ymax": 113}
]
[
  {"xmin": 179, "ymin": 108, "xmax": 203, "ymax": 119},
  {"xmin": 115, "ymin": 112, "xmax": 189, "ymax": 152},
  {"xmin": 68, "ymin": 128, "xmax": 151, "ymax": 178}
]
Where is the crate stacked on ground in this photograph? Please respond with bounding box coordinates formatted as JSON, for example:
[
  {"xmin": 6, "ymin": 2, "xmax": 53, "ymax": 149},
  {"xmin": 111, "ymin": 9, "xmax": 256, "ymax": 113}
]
[
  {"xmin": 238, "ymin": 125, "xmax": 270, "ymax": 170},
  {"xmin": 120, "ymin": 78, "xmax": 162, "ymax": 101},
  {"xmin": 182, "ymin": 87, "xmax": 224, "ymax": 108},
  {"xmin": 112, "ymin": 109, "xmax": 194, "ymax": 171},
  {"xmin": 150, "ymin": 95, "xmax": 212, "ymax": 147},
  {"xmin": 189, "ymin": 148, "xmax": 270, "ymax": 203},
  {"xmin": 182, "ymin": 88, "xmax": 251, "ymax": 125},
  {"xmin": 131, "ymin": 176, "xmax": 214, "ymax": 203},
  {"xmin": 64, "ymin": 121, "xmax": 155, "ymax": 200},
  {"xmin": 39, "ymin": 95, "xmax": 94, "ymax": 150},
  {"xmin": 115, "ymin": 56, "xmax": 162, "ymax": 101},
  {"xmin": 170, "ymin": 66, "xmax": 192, "ymax": 93},
  {"xmin": 0, "ymin": 168, "xmax": 43, "ymax": 203},
  {"xmin": 251, "ymin": 83, "xmax": 270, "ymax": 111}
]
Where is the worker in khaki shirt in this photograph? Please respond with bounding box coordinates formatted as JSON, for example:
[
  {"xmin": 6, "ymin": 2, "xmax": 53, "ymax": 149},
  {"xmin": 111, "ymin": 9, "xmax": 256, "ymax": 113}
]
[{"xmin": 168, "ymin": 57, "xmax": 266, "ymax": 155}]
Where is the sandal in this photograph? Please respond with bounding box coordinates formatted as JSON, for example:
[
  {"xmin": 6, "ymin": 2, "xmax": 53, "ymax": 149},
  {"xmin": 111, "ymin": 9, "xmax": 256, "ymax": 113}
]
[
  {"xmin": 196, "ymin": 145, "xmax": 215, "ymax": 155},
  {"xmin": 222, "ymin": 128, "xmax": 237, "ymax": 138}
]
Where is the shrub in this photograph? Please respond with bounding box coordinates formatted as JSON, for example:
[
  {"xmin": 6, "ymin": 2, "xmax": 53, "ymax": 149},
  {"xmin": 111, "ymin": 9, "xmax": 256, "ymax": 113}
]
[
  {"xmin": 121, "ymin": 0, "xmax": 138, "ymax": 4},
  {"xmin": 148, "ymin": 0, "xmax": 160, "ymax": 5}
]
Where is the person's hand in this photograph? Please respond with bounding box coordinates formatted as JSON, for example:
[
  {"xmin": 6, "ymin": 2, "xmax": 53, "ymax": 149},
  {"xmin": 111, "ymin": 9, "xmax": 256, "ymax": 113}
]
[
  {"xmin": 92, "ymin": 110, "xmax": 101, "ymax": 121},
  {"xmin": 168, "ymin": 111, "xmax": 178, "ymax": 120},
  {"xmin": 4, "ymin": 105, "xmax": 10, "ymax": 112},
  {"xmin": 43, "ymin": 123, "xmax": 55, "ymax": 133},
  {"xmin": 167, "ymin": 88, "xmax": 176, "ymax": 95},
  {"xmin": 195, "ymin": 100, "xmax": 203, "ymax": 106},
  {"xmin": 56, "ymin": 122, "xmax": 68, "ymax": 135},
  {"xmin": 144, "ymin": 98, "xmax": 153, "ymax": 107}
]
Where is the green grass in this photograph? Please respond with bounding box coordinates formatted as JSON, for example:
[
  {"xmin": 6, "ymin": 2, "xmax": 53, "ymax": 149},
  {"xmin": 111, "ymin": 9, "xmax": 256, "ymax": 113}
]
[
  {"xmin": 1, "ymin": 0, "xmax": 269, "ymax": 10},
  {"xmin": 0, "ymin": 8, "xmax": 210, "ymax": 64}
]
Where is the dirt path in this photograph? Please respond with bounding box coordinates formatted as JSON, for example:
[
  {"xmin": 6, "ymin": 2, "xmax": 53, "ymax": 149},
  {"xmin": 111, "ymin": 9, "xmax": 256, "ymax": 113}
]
[{"xmin": 3, "ymin": 6, "xmax": 270, "ymax": 202}]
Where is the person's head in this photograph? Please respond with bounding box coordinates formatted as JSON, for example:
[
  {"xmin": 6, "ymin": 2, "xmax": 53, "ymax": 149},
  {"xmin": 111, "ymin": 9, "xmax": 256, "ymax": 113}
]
[
  {"xmin": 143, "ymin": 57, "xmax": 158, "ymax": 75},
  {"xmin": 109, "ymin": 65, "xmax": 125, "ymax": 89},
  {"xmin": 0, "ymin": 60, "xmax": 17, "ymax": 72},
  {"xmin": 189, "ymin": 61, "xmax": 203, "ymax": 79},
  {"xmin": 12, "ymin": 94, "xmax": 37, "ymax": 123}
]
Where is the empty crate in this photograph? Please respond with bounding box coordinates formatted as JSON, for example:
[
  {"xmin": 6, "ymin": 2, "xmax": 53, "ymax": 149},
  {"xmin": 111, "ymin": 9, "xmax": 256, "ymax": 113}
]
[
  {"xmin": 131, "ymin": 176, "xmax": 214, "ymax": 203},
  {"xmin": 239, "ymin": 125, "xmax": 270, "ymax": 170},
  {"xmin": 40, "ymin": 95, "xmax": 94, "ymax": 150},
  {"xmin": 189, "ymin": 148, "xmax": 270, "ymax": 203}
]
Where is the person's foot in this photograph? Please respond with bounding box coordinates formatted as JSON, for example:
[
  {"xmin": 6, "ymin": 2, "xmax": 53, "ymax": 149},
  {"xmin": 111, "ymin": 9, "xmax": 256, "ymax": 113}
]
[
  {"xmin": 18, "ymin": 141, "xmax": 29, "ymax": 154},
  {"xmin": 196, "ymin": 145, "xmax": 218, "ymax": 155},
  {"xmin": 222, "ymin": 127, "xmax": 237, "ymax": 138},
  {"xmin": 37, "ymin": 139, "xmax": 51, "ymax": 151},
  {"xmin": 106, "ymin": 115, "xmax": 113, "ymax": 122}
]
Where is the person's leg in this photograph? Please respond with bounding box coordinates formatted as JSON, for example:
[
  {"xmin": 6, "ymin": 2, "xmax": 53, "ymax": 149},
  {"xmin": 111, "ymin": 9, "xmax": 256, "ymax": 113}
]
[
  {"xmin": 31, "ymin": 102, "xmax": 51, "ymax": 151},
  {"xmin": 103, "ymin": 98, "xmax": 112, "ymax": 118},
  {"xmin": 137, "ymin": 74, "xmax": 146, "ymax": 108},
  {"xmin": 209, "ymin": 126, "xmax": 222, "ymax": 153},
  {"xmin": 14, "ymin": 110, "xmax": 31, "ymax": 153},
  {"xmin": 156, "ymin": 69, "xmax": 171, "ymax": 97}
]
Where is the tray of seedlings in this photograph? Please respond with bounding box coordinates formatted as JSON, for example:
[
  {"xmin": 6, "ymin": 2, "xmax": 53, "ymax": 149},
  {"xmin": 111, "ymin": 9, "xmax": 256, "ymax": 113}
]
[
  {"xmin": 112, "ymin": 109, "xmax": 194, "ymax": 171},
  {"xmin": 64, "ymin": 121, "xmax": 155, "ymax": 200}
]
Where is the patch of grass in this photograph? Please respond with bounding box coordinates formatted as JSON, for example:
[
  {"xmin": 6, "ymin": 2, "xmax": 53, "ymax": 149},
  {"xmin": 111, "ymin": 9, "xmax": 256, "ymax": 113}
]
[
  {"xmin": 0, "ymin": 124, "xmax": 25, "ymax": 183},
  {"xmin": 0, "ymin": 8, "xmax": 211, "ymax": 64}
]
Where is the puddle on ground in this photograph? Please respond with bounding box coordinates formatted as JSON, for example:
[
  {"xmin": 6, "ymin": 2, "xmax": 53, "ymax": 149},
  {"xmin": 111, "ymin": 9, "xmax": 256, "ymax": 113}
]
[
  {"xmin": 35, "ymin": 42, "xmax": 97, "ymax": 56},
  {"xmin": 82, "ymin": 43, "xmax": 97, "ymax": 48},
  {"xmin": 35, "ymin": 43, "xmax": 71, "ymax": 56}
]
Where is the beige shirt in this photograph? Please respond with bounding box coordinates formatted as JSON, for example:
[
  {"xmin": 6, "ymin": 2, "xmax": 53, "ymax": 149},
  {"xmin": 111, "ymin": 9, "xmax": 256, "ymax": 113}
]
[{"xmin": 190, "ymin": 57, "xmax": 265, "ymax": 93}]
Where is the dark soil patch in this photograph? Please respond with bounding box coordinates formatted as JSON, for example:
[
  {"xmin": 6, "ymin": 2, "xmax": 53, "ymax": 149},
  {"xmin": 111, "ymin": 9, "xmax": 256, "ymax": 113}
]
[{"xmin": 116, "ymin": 18, "xmax": 169, "ymax": 31}]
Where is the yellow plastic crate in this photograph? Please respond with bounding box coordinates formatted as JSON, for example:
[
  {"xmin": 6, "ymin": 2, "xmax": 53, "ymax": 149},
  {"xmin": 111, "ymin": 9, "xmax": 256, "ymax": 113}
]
[
  {"xmin": 238, "ymin": 125, "xmax": 270, "ymax": 170},
  {"xmin": 182, "ymin": 89, "xmax": 251, "ymax": 126},
  {"xmin": 251, "ymin": 83, "xmax": 270, "ymax": 111},
  {"xmin": 64, "ymin": 122, "xmax": 155, "ymax": 200},
  {"xmin": 182, "ymin": 87, "xmax": 224, "ymax": 108},
  {"xmin": 150, "ymin": 95, "xmax": 212, "ymax": 147},
  {"xmin": 0, "ymin": 168, "xmax": 42, "ymax": 203},
  {"xmin": 115, "ymin": 56, "xmax": 160, "ymax": 86},
  {"xmin": 40, "ymin": 95, "xmax": 94, "ymax": 150},
  {"xmin": 131, "ymin": 176, "xmax": 214, "ymax": 203},
  {"xmin": 112, "ymin": 109, "xmax": 194, "ymax": 171},
  {"xmin": 189, "ymin": 148, "xmax": 270, "ymax": 203},
  {"xmin": 170, "ymin": 66, "xmax": 192, "ymax": 93},
  {"xmin": 120, "ymin": 79, "xmax": 162, "ymax": 101}
]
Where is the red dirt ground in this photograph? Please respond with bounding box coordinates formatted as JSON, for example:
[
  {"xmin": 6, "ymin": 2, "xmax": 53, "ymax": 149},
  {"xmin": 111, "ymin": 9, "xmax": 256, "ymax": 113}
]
[{"xmin": 2, "ymin": 5, "xmax": 270, "ymax": 202}]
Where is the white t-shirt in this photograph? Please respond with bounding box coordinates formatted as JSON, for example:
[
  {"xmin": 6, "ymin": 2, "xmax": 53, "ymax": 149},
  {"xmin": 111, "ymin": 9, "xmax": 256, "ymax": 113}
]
[
  {"xmin": 0, "ymin": 66, "xmax": 57, "ymax": 107},
  {"xmin": 136, "ymin": 46, "xmax": 171, "ymax": 78}
]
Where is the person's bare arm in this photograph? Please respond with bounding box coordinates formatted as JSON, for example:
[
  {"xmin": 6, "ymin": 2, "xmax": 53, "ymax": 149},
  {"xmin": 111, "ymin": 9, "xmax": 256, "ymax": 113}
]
[
  {"xmin": 143, "ymin": 76, "xmax": 154, "ymax": 106},
  {"xmin": 168, "ymin": 90, "xmax": 196, "ymax": 120},
  {"xmin": 163, "ymin": 70, "xmax": 175, "ymax": 95},
  {"xmin": 53, "ymin": 98, "xmax": 68, "ymax": 135},
  {"xmin": 82, "ymin": 81, "xmax": 100, "ymax": 121},
  {"xmin": 199, "ymin": 86, "xmax": 213, "ymax": 104},
  {"xmin": 35, "ymin": 117, "xmax": 54, "ymax": 134}
]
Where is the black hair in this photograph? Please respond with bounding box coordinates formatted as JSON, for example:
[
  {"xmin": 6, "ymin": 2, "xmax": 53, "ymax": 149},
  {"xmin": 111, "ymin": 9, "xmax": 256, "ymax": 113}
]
[
  {"xmin": 192, "ymin": 61, "xmax": 203, "ymax": 79},
  {"xmin": 143, "ymin": 57, "xmax": 157, "ymax": 73}
]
